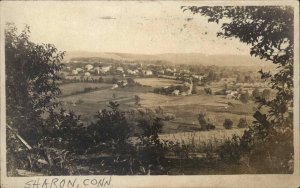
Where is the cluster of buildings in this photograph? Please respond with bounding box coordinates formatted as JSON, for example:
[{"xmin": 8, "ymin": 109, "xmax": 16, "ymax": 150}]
[
  {"xmin": 62, "ymin": 61, "xmax": 209, "ymax": 90},
  {"xmin": 64, "ymin": 63, "xmax": 156, "ymax": 78}
]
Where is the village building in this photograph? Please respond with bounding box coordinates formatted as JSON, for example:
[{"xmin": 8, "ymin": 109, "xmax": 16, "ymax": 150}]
[
  {"xmin": 85, "ymin": 64, "xmax": 94, "ymax": 71},
  {"xmin": 71, "ymin": 70, "xmax": 78, "ymax": 75},
  {"xmin": 111, "ymin": 84, "xmax": 118, "ymax": 90},
  {"xmin": 100, "ymin": 66, "xmax": 112, "ymax": 73},
  {"xmin": 116, "ymin": 67, "xmax": 124, "ymax": 73},
  {"xmin": 93, "ymin": 67, "xmax": 101, "ymax": 74},
  {"xmin": 127, "ymin": 69, "xmax": 139, "ymax": 75},
  {"xmin": 158, "ymin": 70, "xmax": 165, "ymax": 75},
  {"xmin": 144, "ymin": 70, "xmax": 153, "ymax": 76},
  {"xmin": 75, "ymin": 68, "xmax": 84, "ymax": 73},
  {"xmin": 172, "ymin": 90, "xmax": 180, "ymax": 96}
]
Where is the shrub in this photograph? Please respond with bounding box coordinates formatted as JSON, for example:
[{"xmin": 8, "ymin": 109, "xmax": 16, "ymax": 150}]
[
  {"xmin": 127, "ymin": 78, "xmax": 135, "ymax": 86},
  {"xmin": 262, "ymin": 89, "xmax": 271, "ymax": 100},
  {"xmin": 217, "ymin": 135, "xmax": 242, "ymax": 164},
  {"xmin": 134, "ymin": 95, "xmax": 141, "ymax": 106},
  {"xmin": 136, "ymin": 117, "xmax": 167, "ymax": 171},
  {"xmin": 239, "ymin": 92, "xmax": 249, "ymax": 103},
  {"xmin": 198, "ymin": 112, "xmax": 215, "ymax": 131},
  {"xmin": 164, "ymin": 113, "xmax": 176, "ymax": 121},
  {"xmin": 237, "ymin": 117, "xmax": 248, "ymax": 128},
  {"xmin": 204, "ymin": 87, "xmax": 212, "ymax": 95},
  {"xmin": 223, "ymin": 119, "xmax": 233, "ymax": 129},
  {"xmin": 89, "ymin": 101, "xmax": 130, "ymax": 144}
]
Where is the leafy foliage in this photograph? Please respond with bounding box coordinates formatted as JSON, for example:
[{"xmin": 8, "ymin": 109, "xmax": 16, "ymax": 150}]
[
  {"xmin": 89, "ymin": 101, "xmax": 130, "ymax": 144},
  {"xmin": 198, "ymin": 112, "xmax": 216, "ymax": 131},
  {"xmin": 223, "ymin": 119, "xmax": 233, "ymax": 129},
  {"xmin": 237, "ymin": 117, "xmax": 249, "ymax": 128},
  {"xmin": 239, "ymin": 92, "xmax": 249, "ymax": 104},
  {"xmin": 6, "ymin": 23, "xmax": 65, "ymax": 141},
  {"xmin": 183, "ymin": 6, "xmax": 294, "ymax": 173}
]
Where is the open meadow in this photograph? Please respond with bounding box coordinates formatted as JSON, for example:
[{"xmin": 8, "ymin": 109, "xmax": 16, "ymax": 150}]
[{"xmin": 59, "ymin": 78, "xmax": 257, "ymax": 134}]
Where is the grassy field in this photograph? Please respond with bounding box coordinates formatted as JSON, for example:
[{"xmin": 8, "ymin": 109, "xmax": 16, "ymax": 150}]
[
  {"xmin": 135, "ymin": 78, "xmax": 182, "ymax": 87},
  {"xmin": 59, "ymin": 79, "xmax": 257, "ymax": 133},
  {"xmin": 60, "ymin": 82, "xmax": 112, "ymax": 96},
  {"xmin": 129, "ymin": 128, "xmax": 245, "ymax": 147}
]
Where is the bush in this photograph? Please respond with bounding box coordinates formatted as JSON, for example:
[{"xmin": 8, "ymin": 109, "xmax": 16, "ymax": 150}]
[
  {"xmin": 136, "ymin": 117, "xmax": 166, "ymax": 170},
  {"xmin": 239, "ymin": 92, "xmax": 249, "ymax": 103},
  {"xmin": 237, "ymin": 117, "xmax": 248, "ymax": 128},
  {"xmin": 223, "ymin": 119, "xmax": 233, "ymax": 129},
  {"xmin": 198, "ymin": 112, "xmax": 215, "ymax": 131},
  {"xmin": 164, "ymin": 113, "xmax": 176, "ymax": 121},
  {"xmin": 134, "ymin": 95, "xmax": 141, "ymax": 106},
  {"xmin": 89, "ymin": 101, "xmax": 130, "ymax": 143},
  {"xmin": 204, "ymin": 87, "xmax": 212, "ymax": 95},
  {"xmin": 217, "ymin": 135, "xmax": 242, "ymax": 164}
]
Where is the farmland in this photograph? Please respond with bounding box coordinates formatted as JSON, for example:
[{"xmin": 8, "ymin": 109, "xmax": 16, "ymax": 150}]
[
  {"xmin": 135, "ymin": 78, "xmax": 182, "ymax": 87},
  {"xmin": 59, "ymin": 77, "xmax": 258, "ymax": 133}
]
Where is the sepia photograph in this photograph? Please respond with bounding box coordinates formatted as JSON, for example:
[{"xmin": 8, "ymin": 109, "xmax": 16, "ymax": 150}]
[{"xmin": 0, "ymin": 1, "xmax": 299, "ymax": 187}]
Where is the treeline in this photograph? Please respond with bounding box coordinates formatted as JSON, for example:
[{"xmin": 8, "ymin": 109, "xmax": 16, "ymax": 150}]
[{"xmin": 153, "ymin": 85, "xmax": 190, "ymax": 95}]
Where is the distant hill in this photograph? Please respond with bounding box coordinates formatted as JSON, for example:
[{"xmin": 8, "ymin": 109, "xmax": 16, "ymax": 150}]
[{"xmin": 64, "ymin": 51, "xmax": 273, "ymax": 67}]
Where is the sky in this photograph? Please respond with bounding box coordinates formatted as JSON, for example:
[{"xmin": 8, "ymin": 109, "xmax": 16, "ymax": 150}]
[{"xmin": 1, "ymin": 1, "xmax": 252, "ymax": 55}]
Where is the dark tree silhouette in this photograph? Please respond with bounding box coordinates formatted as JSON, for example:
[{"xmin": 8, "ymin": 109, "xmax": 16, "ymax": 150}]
[
  {"xmin": 5, "ymin": 23, "xmax": 65, "ymax": 144},
  {"xmin": 183, "ymin": 6, "xmax": 294, "ymax": 173}
]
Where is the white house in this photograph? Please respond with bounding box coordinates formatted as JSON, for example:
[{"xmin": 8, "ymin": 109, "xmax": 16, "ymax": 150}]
[
  {"xmin": 76, "ymin": 68, "xmax": 84, "ymax": 73},
  {"xmin": 85, "ymin": 64, "xmax": 94, "ymax": 71},
  {"xmin": 101, "ymin": 66, "xmax": 111, "ymax": 73},
  {"xmin": 145, "ymin": 70, "xmax": 153, "ymax": 76},
  {"xmin": 84, "ymin": 72, "xmax": 91, "ymax": 76},
  {"xmin": 127, "ymin": 69, "xmax": 138, "ymax": 75},
  {"xmin": 116, "ymin": 67, "xmax": 124, "ymax": 73},
  {"xmin": 71, "ymin": 70, "xmax": 78, "ymax": 75},
  {"xmin": 111, "ymin": 84, "xmax": 118, "ymax": 89},
  {"xmin": 172, "ymin": 90, "xmax": 180, "ymax": 96},
  {"xmin": 158, "ymin": 70, "xmax": 165, "ymax": 75}
]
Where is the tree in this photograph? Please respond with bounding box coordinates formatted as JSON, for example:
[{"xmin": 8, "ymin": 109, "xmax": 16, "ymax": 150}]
[
  {"xmin": 239, "ymin": 92, "xmax": 249, "ymax": 104},
  {"xmin": 5, "ymin": 23, "xmax": 81, "ymax": 175},
  {"xmin": 89, "ymin": 101, "xmax": 130, "ymax": 144},
  {"xmin": 262, "ymin": 89, "xmax": 271, "ymax": 100},
  {"xmin": 183, "ymin": 6, "xmax": 294, "ymax": 173},
  {"xmin": 112, "ymin": 77, "xmax": 118, "ymax": 84},
  {"xmin": 252, "ymin": 87, "xmax": 261, "ymax": 100},
  {"xmin": 137, "ymin": 117, "xmax": 166, "ymax": 169},
  {"xmin": 237, "ymin": 117, "xmax": 249, "ymax": 128},
  {"xmin": 127, "ymin": 78, "xmax": 136, "ymax": 86},
  {"xmin": 204, "ymin": 87, "xmax": 212, "ymax": 95},
  {"xmin": 198, "ymin": 112, "xmax": 215, "ymax": 131},
  {"xmin": 223, "ymin": 119, "xmax": 233, "ymax": 129},
  {"xmin": 5, "ymin": 23, "xmax": 65, "ymax": 144},
  {"xmin": 134, "ymin": 95, "xmax": 141, "ymax": 106}
]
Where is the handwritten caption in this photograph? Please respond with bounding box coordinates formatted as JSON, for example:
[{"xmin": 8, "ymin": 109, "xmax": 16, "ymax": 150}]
[{"xmin": 24, "ymin": 176, "xmax": 112, "ymax": 188}]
